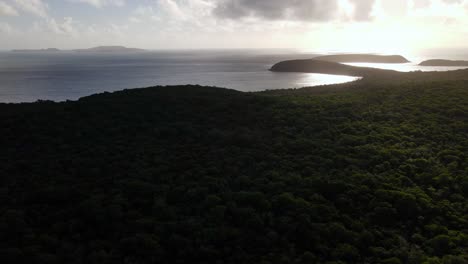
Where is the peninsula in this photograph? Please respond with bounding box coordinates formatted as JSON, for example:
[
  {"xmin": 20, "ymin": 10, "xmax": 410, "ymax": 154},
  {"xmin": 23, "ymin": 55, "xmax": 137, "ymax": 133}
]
[
  {"xmin": 270, "ymin": 59, "xmax": 397, "ymax": 77},
  {"xmin": 419, "ymin": 59, "xmax": 468, "ymax": 66},
  {"xmin": 312, "ymin": 54, "xmax": 409, "ymax": 63},
  {"xmin": 270, "ymin": 58, "xmax": 468, "ymax": 83}
]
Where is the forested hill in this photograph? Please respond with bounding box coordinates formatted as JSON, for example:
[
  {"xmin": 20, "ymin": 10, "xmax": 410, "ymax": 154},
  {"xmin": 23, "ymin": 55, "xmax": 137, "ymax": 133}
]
[{"xmin": 1, "ymin": 81, "xmax": 468, "ymax": 263}]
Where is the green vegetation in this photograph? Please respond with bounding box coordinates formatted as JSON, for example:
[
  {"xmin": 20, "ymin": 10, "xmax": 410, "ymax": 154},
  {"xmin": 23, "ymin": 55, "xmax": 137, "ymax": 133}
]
[{"xmin": 0, "ymin": 80, "xmax": 467, "ymax": 263}]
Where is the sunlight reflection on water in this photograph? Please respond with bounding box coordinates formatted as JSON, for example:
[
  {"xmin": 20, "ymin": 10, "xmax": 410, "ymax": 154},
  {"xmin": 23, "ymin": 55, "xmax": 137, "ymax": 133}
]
[
  {"xmin": 344, "ymin": 63, "xmax": 468, "ymax": 72},
  {"xmin": 296, "ymin": 73, "xmax": 359, "ymax": 87},
  {"xmin": 292, "ymin": 62, "xmax": 468, "ymax": 89}
]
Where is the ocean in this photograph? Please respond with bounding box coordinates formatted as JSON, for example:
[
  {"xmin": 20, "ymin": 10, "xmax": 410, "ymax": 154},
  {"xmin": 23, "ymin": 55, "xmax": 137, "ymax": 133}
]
[{"xmin": 0, "ymin": 49, "xmax": 467, "ymax": 103}]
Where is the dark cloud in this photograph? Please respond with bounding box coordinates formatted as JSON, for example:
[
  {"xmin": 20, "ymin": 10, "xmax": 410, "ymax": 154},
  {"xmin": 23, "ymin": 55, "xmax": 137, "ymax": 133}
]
[
  {"xmin": 213, "ymin": 0, "xmax": 344, "ymax": 21},
  {"xmin": 213, "ymin": 0, "xmax": 377, "ymax": 22}
]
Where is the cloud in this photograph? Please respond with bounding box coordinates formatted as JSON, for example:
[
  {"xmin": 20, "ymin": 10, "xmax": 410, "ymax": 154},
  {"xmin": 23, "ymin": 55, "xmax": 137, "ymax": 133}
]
[
  {"xmin": 129, "ymin": 5, "xmax": 159, "ymax": 23},
  {"xmin": 158, "ymin": 0, "xmax": 187, "ymax": 20},
  {"xmin": 442, "ymin": 0, "xmax": 463, "ymax": 4},
  {"xmin": 413, "ymin": 0, "xmax": 431, "ymax": 9},
  {"xmin": 349, "ymin": 0, "xmax": 376, "ymax": 21},
  {"xmin": 379, "ymin": 0, "xmax": 409, "ymax": 17},
  {"xmin": 212, "ymin": 0, "xmax": 378, "ymax": 22},
  {"xmin": 412, "ymin": 0, "xmax": 466, "ymax": 8},
  {"xmin": 46, "ymin": 17, "xmax": 77, "ymax": 35},
  {"xmin": 213, "ymin": 0, "xmax": 341, "ymax": 21},
  {"xmin": 14, "ymin": 0, "xmax": 48, "ymax": 17},
  {"xmin": 0, "ymin": 22, "xmax": 13, "ymax": 33},
  {"xmin": 133, "ymin": 5, "xmax": 156, "ymax": 16},
  {"xmin": 129, "ymin": 0, "xmax": 216, "ymax": 29},
  {"xmin": 69, "ymin": 0, "xmax": 125, "ymax": 8},
  {"xmin": 0, "ymin": 1, "xmax": 18, "ymax": 16}
]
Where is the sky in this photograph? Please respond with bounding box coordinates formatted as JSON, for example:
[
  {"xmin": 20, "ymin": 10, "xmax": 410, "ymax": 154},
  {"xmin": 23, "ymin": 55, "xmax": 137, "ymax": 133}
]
[{"xmin": 0, "ymin": 0, "xmax": 467, "ymax": 53}]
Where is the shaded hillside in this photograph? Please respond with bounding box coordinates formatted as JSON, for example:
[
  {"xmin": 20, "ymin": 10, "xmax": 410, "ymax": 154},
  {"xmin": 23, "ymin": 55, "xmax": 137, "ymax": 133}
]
[
  {"xmin": 270, "ymin": 59, "xmax": 397, "ymax": 77},
  {"xmin": 1, "ymin": 82, "xmax": 468, "ymax": 263},
  {"xmin": 420, "ymin": 59, "xmax": 468, "ymax": 67},
  {"xmin": 313, "ymin": 54, "xmax": 409, "ymax": 63}
]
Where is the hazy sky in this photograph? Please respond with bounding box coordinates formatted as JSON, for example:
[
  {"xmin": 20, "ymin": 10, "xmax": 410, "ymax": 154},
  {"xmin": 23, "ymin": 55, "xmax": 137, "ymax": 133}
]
[{"xmin": 0, "ymin": 0, "xmax": 467, "ymax": 53}]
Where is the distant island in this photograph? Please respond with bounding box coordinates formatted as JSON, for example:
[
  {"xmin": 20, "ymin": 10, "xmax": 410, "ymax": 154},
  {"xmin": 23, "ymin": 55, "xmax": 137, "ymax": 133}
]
[
  {"xmin": 73, "ymin": 46, "xmax": 146, "ymax": 53},
  {"xmin": 419, "ymin": 59, "xmax": 468, "ymax": 66},
  {"xmin": 312, "ymin": 54, "xmax": 409, "ymax": 63},
  {"xmin": 12, "ymin": 48, "xmax": 61, "ymax": 52},
  {"xmin": 11, "ymin": 46, "xmax": 147, "ymax": 53}
]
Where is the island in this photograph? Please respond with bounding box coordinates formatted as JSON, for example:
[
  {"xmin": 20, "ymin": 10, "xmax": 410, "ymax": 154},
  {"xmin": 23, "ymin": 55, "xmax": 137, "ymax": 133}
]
[
  {"xmin": 73, "ymin": 46, "xmax": 146, "ymax": 53},
  {"xmin": 11, "ymin": 46, "xmax": 147, "ymax": 53},
  {"xmin": 12, "ymin": 48, "xmax": 61, "ymax": 52},
  {"xmin": 312, "ymin": 54, "xmax": 409, "ymax": 63},
  {"xmin": 419, "ymin": 59, "xmax": 468, "ymax": 66}
]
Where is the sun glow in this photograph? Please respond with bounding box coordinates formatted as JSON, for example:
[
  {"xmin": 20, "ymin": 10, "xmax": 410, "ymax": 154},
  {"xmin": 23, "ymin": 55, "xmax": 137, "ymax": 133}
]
[
  {"xmin": 301, "ymin": 22, "xmax": 424, "ymax": 56},
  {"xmin": 301, "ymin": 0, "xmax": 468, "ymax": 56}
]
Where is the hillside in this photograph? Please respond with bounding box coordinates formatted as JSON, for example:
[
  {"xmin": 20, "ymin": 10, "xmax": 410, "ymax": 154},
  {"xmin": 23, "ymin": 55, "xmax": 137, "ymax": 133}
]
[
  {"xmin": 0, "ymin": 82, "xmax": 467, "ymax": 263},
  {"xmin": 313, "ymin": 54, "xmax": 409, "ymax": 63},
  {"xmin": 420, "ymin": 59, "xmax": 468, "ymax": 67},
  {"xmin": 270, "ymin": 59, "xmax": 397, "ymax": 77}
]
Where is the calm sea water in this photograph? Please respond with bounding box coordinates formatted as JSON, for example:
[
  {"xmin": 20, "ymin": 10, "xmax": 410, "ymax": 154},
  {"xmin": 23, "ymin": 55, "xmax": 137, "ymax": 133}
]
[{"xmin": 0, "ymin": 49, "xmax": 467, "ymax": 103}]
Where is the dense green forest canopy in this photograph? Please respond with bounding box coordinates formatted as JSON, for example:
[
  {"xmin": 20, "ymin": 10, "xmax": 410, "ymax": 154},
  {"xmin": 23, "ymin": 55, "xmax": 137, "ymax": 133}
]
[{"xmin": 1, "ymin": 79, "xmax": 467, "ymax": 263}]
